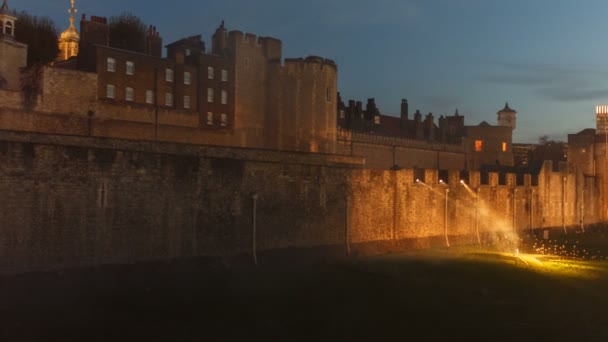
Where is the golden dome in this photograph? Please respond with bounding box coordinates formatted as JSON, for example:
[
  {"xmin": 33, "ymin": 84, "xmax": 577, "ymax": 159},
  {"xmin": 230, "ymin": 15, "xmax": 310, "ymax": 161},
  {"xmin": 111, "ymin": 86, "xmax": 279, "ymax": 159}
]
[{"xmin": 60, "ymin": 26, "xmax": 79, "ymax": 41}]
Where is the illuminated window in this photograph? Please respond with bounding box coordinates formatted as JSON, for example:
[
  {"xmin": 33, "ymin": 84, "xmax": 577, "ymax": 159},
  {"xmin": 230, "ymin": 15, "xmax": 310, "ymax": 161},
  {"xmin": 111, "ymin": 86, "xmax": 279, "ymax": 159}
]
[
  {"xmin": 206, "ymin": 112, "xmax": 214, "ymax": 125},
  {"xmin": 502, "ymin": 142, "xmax": 508, "ymax": 152},
  {"xmin": 106, "ymin": 84, "xmax": 115, "ymax": 99},
  {"xmin": 207, "ymin": 88, "xmax": 214, "ymax": 103},
  {"xmin": 208, "ymin": 67, "xmax": 214, "ymax": 79},
  {"xmin": 165, "ymin": 92, "xmax": 173, "ymax": 107},
  {"xmin": 165, "ymin": 68, "xmax": 174, "ymax": 82},
  {"xmin": 475, "ymin": 140, "xmax": 483, "ymax": 152},
  {"xmin": 221, "ymin": 69, "xmax": 228, "ymax": 82},
  {"xmin": 125, "ymin": 87, "xmax": 134, "ymax": 101},
  {"xmin": 184, "ymin": 95, "xmax": 191, "ymax": 109},
  {"xmin": 374, "ymin": 116, "xmax": 381, "ymax": 124},
  {"xmin": 221, "ymin": 113, "xmax": 227, "ymax": 127},
  {"xmin": 106, "ymin": 58, "xmax": 116, "ymax": 72},
  {"xmin": 184, "ymin": 72, "xmax": 191, "ymax": 85},
  {"xmin": 126, "ymin": 61, "xmax": 134, "ymax": 75},
  {"xmin": 221, "ymin": 90, "xmax": 227, "ymax": 104},
  {"xmin": 145, "ymin": 90, "xmax": 154, "ymax": 104}
]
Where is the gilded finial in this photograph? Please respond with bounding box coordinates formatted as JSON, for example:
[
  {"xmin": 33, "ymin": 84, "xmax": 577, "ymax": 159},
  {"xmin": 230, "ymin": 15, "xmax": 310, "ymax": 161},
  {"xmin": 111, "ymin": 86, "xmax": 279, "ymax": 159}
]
[{"xmin": 68, "ymin": 0, "xmax": 77, "ymax": 28}]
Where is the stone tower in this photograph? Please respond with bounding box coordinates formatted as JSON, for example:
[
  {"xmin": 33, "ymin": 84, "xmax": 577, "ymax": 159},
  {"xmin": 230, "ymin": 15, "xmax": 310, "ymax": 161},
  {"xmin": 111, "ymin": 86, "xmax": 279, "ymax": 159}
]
[
  {"xmin": 497, "ymin": 102, "xmax": 517, "ymax": 130},
  {"xmin": 57, "ymin": 0, "xmax": 79, "ymax": 61},
  {"xmin": 0, "ymin": 0, "xmax": 27, "ymax": 90}
]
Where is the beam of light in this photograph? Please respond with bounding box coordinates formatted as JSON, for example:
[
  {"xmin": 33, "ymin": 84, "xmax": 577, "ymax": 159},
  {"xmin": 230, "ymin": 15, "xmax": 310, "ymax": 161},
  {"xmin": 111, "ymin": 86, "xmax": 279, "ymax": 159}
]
[{"xmin": 459, "ymin": 180, "xmax": 478, "ymax": 198}]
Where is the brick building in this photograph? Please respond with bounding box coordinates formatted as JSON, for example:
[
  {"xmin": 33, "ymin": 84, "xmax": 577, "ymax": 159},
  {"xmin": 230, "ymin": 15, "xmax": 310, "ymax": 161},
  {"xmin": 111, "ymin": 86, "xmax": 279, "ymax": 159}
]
[
  {"xmin": 337, "ymin": 96, "xmax": 514, "ymax": 169},
  {"xmin": 0, "ymin": 0, "xmax": 27, "ymax": 90}
]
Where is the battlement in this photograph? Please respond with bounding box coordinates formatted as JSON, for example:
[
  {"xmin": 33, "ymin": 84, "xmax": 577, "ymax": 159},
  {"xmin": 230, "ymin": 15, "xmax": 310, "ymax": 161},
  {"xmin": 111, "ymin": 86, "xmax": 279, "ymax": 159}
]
[{"xmin": 284, "ymin": 56, "xmax": 337, "ymax": 70}]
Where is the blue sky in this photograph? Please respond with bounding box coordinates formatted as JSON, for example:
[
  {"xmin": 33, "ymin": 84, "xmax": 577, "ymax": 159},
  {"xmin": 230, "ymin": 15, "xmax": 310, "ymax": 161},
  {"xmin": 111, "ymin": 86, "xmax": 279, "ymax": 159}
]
[{"xmin": 15, "ymin": 0, "xmax": 608, "ymax": 143}]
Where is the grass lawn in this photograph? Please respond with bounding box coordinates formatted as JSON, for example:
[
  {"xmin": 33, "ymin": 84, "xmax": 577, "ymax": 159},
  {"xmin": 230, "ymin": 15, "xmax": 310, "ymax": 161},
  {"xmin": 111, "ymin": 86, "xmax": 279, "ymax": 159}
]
[{"xmin": 1, "ymin": 247, "xmax": 608, "ymax": 341}]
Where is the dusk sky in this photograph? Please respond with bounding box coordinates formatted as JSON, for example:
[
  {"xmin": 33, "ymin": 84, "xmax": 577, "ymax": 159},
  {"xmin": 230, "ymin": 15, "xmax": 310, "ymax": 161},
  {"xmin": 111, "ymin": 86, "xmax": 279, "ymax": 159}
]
[{"xmin": 16, "ymin": 0, "xmax": 608, "ymax": 143}]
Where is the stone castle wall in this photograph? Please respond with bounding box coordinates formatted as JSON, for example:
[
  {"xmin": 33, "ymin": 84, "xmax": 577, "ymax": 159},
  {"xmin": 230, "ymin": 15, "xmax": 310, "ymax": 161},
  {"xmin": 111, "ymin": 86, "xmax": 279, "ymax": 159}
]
[
  {"xmin": 0, "ymin": 130, "xmax": 597, "ymax": 275},
  {"xmin": 336, "ymin": 130, "xmax": 466, "ymax": 170}
]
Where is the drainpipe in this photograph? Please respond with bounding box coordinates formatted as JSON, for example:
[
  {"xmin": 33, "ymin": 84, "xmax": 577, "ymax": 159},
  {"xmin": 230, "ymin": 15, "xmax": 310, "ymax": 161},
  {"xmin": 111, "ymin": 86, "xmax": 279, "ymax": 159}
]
[
  {"xmin": 252, "ymin": 193, "xmax": 258, "ymax": 266},
  {"xmin": 444, "ymin": 188, "xmax": 450, "ymax": 248}
]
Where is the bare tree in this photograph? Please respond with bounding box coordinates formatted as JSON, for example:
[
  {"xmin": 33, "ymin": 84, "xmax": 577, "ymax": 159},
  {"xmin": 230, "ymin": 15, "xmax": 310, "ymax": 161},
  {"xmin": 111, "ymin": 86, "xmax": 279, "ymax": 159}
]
[{"xmin": 109, "ymin": 12, "xmax": 147, "ymax": 53}]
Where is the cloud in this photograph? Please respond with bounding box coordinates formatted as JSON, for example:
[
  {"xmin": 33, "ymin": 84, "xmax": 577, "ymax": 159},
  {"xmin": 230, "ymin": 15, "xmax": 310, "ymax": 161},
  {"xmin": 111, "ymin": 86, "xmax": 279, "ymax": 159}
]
[{"xmin": 477, "ymin": 60, "xmax": 608, "ymax": 102}]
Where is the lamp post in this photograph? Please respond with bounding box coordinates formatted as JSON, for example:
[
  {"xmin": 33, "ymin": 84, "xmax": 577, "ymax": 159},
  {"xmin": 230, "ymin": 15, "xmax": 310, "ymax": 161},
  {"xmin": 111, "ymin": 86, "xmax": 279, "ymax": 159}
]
[
  {"xmin": 475, "ymin": 187, "xmax": 481, "ymax": 245},
  {"xmin": 252, "ymin": 193, "xmax": 259, "ymax": 266},
  {"xmin": 513, "ymin": 188, "xmax": 517, "ymax": 233},
  {"xmin": 562, "ymin": 177, "xmax": 567, "ymax": 234},
  {"xmin": 444, "ymin": 188, "xmax": 450, "ymax": 248}
]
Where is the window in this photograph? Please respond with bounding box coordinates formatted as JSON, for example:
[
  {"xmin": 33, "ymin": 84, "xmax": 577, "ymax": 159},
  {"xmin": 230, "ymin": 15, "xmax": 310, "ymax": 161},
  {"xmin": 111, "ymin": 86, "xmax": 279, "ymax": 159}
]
[
  {"xmin": 221, "ymin": 90, "xmax": 228, "ymax": 104},
  {"xmin": 145, "ymin": 90, "xmax": 154, "ymax": 104},
  {"xmin": 339, "ymin": 110, "xmax": 345, "ymax": 119},
  {"xmin": 125, "ymin": 87, "xmax": 134, "ymax": 101},
  {"xmin": 184, "ymin": 95, "xmax": 191, "ymax": 109},
  {"xmin": 475, "ymin": 140, "xmax": 483, "ymax": 152},
  {"xmin": 106, "ymin": 84, "xmax": 115, "ymax": 99},
  {"xmin": 207, "ymin": 88, "xmax": 214, "ymax": 103},
  {"xmin": 374, "ymin": 115, "xmax": 381, "ymax": 125},
  {"xmin": 5, "ymin": 21, "xmax": 13, "ymax": 36},
  {"xmin": 502, "ymin": 142, "xmax": 508, "ymax": 152},
  {"xmin": 244, "ymin": 58, "xmax": 249, "ymax": 68},
  {"xmin": 165, "ymin": 68, "xmax": 174, "ymax": 82},
  {"xmin": 326, "ymin": 87, "xmax": 332, "ymax": 102},
  {"xmin": 165, "ymin": 92, "xmax": 173, "ymax": 107},
  {"xmin": 221, "ymin": 69, "xmax": 228, "ymax": 82},
  {"xmin": 184, "ymin": 72, "xmax": 191, "ymax": 85},
  {"xmin": 185, "ymin": 48, "xmax": 191, "ymax": 56},
  {"xmin": 220, "ymin": 113, "xmax": 227, "ymax": 127},
  {"xmin": 208, "ymin": 67, "xmax": 214, "ymax": 79},
  {"xmin": 126, "ymin": 61, "xmax": 134, "ymax": 75},
  {"xmin": 107, "ymin": 58, "xmax": 116, "ymax": 72},
  {"xmin": 206, "ymin": 112, "xmax": 214, "ymax": 125}
]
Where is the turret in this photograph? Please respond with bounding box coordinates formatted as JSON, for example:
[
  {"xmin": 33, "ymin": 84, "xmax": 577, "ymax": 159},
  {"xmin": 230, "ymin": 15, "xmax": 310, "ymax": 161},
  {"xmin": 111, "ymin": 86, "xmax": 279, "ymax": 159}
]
[
  {"xmin": 0, "ymin": 0, "xmax": 16, "ymax": 38},
  {"xmin": 400, "ymin": 98, "xmax": 409, "ymax": 131},
  {"xmin": 57, "ymin": 0, "xmax": 80, "ymax": 61},
  {"xmin": 497, "ymin": 102, "xmax": 517, "ymax": 130}
]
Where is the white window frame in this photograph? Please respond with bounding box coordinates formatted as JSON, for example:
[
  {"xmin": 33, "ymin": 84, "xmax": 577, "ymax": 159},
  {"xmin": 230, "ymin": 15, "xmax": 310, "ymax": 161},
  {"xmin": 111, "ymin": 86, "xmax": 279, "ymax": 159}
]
[
  {"xmin": 165, "ymin": 92, "xmax": 173, "ymax": 107},
  {"xmin": 165, "ymin": 68, "xmax": 174, "ymax": 82},
  {"xmin": 145, "ymin": 90, "xmax": 154, "ymax": 104},
  {"xmin": 185, "ymin": 48, "xmax": 191, "ymax": 56},
  {"xmin": 220, "ymin": 113, "xmax": 227, "ymax": 127},
  {"xmin": 107, "ymin": 58, "xmax": 116, "ymax": 72},
  {"xmin": 126, "ymin": 61, "xmax": 134, "ymax": 75},
  {"xmin": 184, "ymin": 95, "xmax": 191, "ymax": 109},
  {"xmin": 221, "ymin": 90, "xmax": 228, "ymax": 105},
  {"xmin": 208, "ymin": 67, "xmax": 214, "ymax": 79},
  {"xmin": 221, "ymin": 69, "xmax": 228, "ymax": 82},
  {"xmin": 206, "ymin": 112, "xmax": 214, "ymax": 125},
  {"xmin": 106, "ymin": 84, "xmax": 115, "ymax": 99},
  {"xmin": 207, "ymin": 88, "xmax": 214, "ymax": 103},
  {"xmin": 184, "ymin": 71, "xmax": 191, "ymax": 85},
  {"xmin": 125, "ymin": 87, "xmax": 134, "ymax": 102}
]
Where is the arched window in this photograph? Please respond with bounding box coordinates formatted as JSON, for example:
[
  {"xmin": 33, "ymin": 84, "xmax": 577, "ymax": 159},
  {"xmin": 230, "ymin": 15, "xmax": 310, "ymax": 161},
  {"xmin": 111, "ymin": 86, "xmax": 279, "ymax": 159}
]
[{"xmin": 5, "ymin": 20, "xmax": 14, "ymax": 36}]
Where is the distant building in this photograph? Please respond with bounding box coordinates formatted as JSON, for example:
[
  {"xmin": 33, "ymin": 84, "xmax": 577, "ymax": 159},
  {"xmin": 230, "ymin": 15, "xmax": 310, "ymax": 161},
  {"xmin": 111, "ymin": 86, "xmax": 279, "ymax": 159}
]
[{"xmin": 0, "ymin": 0, "xmax": 27, "ymax": 90}]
